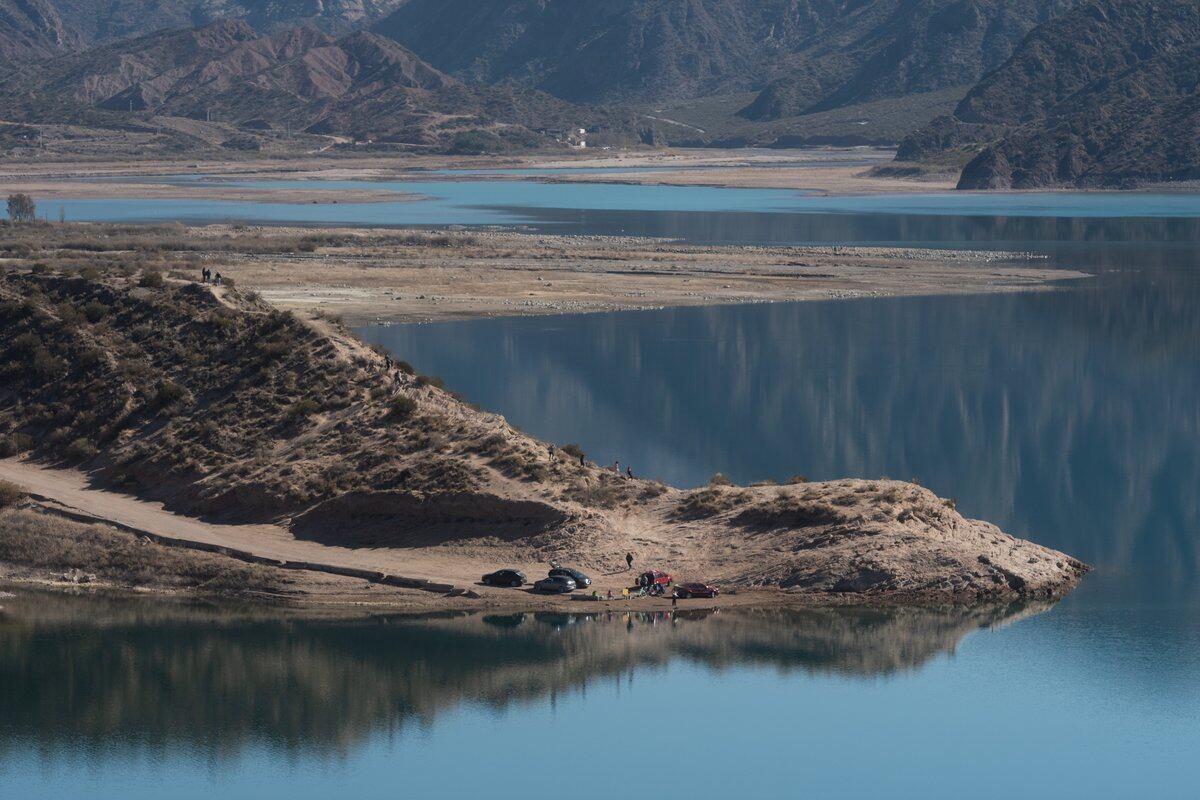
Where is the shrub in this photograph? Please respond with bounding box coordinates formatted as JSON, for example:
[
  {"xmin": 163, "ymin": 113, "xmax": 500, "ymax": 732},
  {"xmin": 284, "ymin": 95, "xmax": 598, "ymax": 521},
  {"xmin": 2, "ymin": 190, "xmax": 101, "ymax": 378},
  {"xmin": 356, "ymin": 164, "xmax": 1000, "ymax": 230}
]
[
  {"xmin": 708, "ymin": 473, "xmax": 734, "ymax": 487},
  {"xmin": 0, "ymin": 480, "xmax": 27, "ymax": 508},
  {"xmin": 65, "ymin": 437, "xmax": 98, "ymax": 462},
  {"xmin": 138, "ymin": 270, "xmax": 165, "ymax": 288},
  {"xmin": 30, "ymin": 348, "xmax": 67, "ymax": 381},
  {"xmin": 286, "ymin": 399, "xmax": 321, "ymax": 420},
  {"xmin": 560, "ymin": 443, "xmax": 586, "ymax": 462},
  {"xmin": 79, "ymin": 266, "xmax": 101, "ymax": 281},
  {"xmin": 415, "ymin": 374, "xmax": 445, "ymax": 390},
  {"xmin": 82, "ymin": 300, "xmax": 109, "ymax": 322},
  {"xmin": 396, "ymin": 360, "xmax": 415, "ymax": 375},
  {"xmin": 388, "ymin": 394, "xmax": 417, "ymax": 422},
  {"xmin": 154, "ymin": 379, "xmax": 187, "ymax": 408},
  {"xmin": 785, "ymin": 475, "xmax": 809, "ymax": 485}
]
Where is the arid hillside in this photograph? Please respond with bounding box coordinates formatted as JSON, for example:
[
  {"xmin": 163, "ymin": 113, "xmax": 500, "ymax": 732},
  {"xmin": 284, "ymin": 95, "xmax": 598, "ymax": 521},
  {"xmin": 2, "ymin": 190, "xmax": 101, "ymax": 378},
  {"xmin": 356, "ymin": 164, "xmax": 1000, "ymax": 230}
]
[
  {"xmin": 0, "ymin": 19, "xmax": 613, "ymax": 149},
  {"xmin": 0, "ymin": 244, "xmax": 1087, "ymax": 603},
  {"xmin": 898, "ymin": 0, "xmax": 1200, "ymax": 188}
]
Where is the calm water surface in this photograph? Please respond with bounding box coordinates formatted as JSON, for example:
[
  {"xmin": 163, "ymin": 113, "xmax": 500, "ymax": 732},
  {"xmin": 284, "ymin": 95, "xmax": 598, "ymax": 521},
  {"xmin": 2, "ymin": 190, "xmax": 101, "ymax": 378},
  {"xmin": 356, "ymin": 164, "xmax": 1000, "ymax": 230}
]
[{"xmin": 5, "ymin": 179, "xmax": 1200, "ymax": 798}]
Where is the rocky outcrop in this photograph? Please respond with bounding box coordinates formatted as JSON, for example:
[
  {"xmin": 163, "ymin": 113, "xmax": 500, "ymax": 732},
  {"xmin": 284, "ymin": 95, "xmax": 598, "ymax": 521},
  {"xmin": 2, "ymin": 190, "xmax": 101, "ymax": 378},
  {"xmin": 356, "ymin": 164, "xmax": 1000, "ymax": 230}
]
[
  {"xmin": 899, "ymin": 0, "xmax": 1200, "ymax": 189},
  {"xmin": 739, "ymin": 0, "xmax": 1069, "ymax": 121}
]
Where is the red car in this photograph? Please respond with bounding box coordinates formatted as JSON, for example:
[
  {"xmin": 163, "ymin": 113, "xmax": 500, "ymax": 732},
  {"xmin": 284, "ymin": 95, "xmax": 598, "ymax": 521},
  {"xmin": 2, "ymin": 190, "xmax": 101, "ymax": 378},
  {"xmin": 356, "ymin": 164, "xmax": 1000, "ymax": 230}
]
[
  {"xmin": 638, "ymin": 570, "xmax": 673, "ymax": 589},
  {"xmin": 674, "ymin": 582, "xmax": 720, "ymax": 599}
]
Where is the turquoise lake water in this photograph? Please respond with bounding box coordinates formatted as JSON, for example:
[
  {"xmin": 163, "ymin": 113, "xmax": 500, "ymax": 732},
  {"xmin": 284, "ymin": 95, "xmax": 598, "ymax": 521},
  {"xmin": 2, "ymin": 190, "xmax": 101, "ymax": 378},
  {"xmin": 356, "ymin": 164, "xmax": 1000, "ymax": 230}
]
[{"xmin": 5, "ymin": 177, "xmax": 1200, "ymax": 798}]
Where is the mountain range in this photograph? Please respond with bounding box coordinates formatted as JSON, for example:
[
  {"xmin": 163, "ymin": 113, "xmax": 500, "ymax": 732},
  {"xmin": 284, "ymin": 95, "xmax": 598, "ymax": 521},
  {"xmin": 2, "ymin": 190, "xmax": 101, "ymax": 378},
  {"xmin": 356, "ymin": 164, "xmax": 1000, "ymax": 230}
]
[
  {"xmin": 899, "ymin": 0, "xmax": 1200, "ymax": 188},
  {"xmin": 375, "ymin": 0, "xmax": 1069, "ymax": 118},
  {"xmin": 0, "ymin": 17, "xmax": 616, "ymax": 148},
  {"xmin": 1, "ymin": 0, "xmax": 1197, "ymax": 187}
]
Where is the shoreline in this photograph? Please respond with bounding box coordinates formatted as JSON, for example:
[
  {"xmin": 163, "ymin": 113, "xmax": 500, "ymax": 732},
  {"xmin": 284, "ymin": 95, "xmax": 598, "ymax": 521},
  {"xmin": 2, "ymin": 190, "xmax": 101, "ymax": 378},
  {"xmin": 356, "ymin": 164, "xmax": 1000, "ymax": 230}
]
[
  {"xmin": 164, "ymin": 225, "xmax": 1090, "ymax": 326},
  {"xmin": 0, "ymin": 268, "xmax": 1088, "ymax": 614},
  {"xmin": 0, "ymin": 221, "xmax": 1088, "ymax": 326},
  {"xmin": 5, "ymin": 149, "xmax": 1192, "ymax": 196}
]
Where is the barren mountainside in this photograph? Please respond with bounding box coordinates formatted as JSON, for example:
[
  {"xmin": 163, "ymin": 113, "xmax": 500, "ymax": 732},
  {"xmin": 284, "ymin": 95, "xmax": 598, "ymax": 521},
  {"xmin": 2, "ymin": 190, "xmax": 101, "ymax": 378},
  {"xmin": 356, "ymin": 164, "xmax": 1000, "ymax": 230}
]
[
  {"xmin": 43, "ymin": 0, "xmax": 409, "ymax": 46},
  {"xmin": 374, "ymin": 0, "xmax": 1068, "ymax": 115},
  {"xmin": 0, "ymin": 18, "xmax": 601, "ymax": 146},
  {"xmin": 0, "ymin": 0, "xmax": 73, "ymax": 66},
  {"xmin": 899, "ymin": 0, "xmax": 1200, "ymax": 188}
]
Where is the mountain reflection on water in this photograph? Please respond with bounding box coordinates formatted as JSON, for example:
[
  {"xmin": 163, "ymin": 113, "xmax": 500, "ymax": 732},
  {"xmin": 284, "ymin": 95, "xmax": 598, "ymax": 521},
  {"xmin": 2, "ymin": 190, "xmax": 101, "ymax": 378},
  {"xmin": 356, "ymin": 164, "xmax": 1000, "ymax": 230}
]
[{"xmin": 0, "ymin": 591, "xmax": 1044, "ymax": 756}]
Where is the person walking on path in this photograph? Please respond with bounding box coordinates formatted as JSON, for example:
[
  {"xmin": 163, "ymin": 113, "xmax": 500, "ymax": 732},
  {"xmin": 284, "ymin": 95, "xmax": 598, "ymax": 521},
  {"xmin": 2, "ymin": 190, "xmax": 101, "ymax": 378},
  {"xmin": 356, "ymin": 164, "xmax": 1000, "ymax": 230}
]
[
  {"xmin": 625, "ymin": 465, "xmax": 634, "ymax": 479},
  {"xmin": 625, "ymin": 552, "xmax": 634, "ymax": 571}
]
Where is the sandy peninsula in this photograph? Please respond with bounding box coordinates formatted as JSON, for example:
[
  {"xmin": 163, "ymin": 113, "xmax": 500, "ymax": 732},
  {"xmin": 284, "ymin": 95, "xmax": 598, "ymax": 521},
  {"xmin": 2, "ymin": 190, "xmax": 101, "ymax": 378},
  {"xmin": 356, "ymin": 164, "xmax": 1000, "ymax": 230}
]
[{"xmin": 0, "ymin": 266, "xmax": 1088, "ymax": 611}]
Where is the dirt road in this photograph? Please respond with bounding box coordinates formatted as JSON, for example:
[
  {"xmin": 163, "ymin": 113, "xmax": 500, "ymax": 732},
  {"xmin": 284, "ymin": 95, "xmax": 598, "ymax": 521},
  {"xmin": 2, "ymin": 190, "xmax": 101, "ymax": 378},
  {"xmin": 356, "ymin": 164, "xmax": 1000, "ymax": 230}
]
[{"xmin": 0, "ymin": 457, "xmax": 500, "ymax": 591}]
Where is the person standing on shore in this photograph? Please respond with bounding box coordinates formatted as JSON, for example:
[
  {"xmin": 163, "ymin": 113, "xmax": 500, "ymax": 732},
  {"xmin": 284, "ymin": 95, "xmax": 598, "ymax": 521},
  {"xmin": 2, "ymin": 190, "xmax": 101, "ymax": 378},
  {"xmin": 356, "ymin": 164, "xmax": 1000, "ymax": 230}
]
[{"xmin": 625, "ymin": 552, "xmax": 633, "ymax": 571}]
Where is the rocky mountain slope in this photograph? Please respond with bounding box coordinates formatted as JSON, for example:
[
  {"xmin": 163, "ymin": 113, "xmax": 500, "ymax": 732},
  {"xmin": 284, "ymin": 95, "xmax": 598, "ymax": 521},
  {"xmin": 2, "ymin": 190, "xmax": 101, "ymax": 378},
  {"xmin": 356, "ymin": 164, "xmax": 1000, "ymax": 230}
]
[
  {"xmin": 898, "ymin": 0, "xmax": 1200, "ymax": 188},
  {"xmin": 45, "ymin": 0, "xmax": 409, "ymax": 46},
  {"xmin": 0, "ymin": 0, "xmax": 74, "ymax": 66},
  {"xmin": 0, "ymin": 248, "xmax": 1087, "ymax": 602},
  {"xmin": 0, "ymin": 18, "xmax": 600, "ymax": 147},
  {"xmin": 374, "ymin": 0, "xmax": 1067, "ymax": 116}
]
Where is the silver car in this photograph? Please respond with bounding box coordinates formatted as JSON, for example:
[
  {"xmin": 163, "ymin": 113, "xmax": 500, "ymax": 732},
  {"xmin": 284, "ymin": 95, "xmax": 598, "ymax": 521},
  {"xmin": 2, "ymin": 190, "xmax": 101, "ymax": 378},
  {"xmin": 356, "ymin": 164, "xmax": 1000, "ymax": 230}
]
[{"xmin": 533, "ymin": 575, "xmax": 577, "ymax": 594}]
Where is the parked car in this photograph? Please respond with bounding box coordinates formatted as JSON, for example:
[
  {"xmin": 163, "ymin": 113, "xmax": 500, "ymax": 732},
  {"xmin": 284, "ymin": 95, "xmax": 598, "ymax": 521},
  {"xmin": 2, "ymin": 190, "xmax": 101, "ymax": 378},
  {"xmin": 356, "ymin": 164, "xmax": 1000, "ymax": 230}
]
[
  {"xmin": 482, "ymin": 569, "xmax": 527, "ymax": 588},
  {"xmin": 637, "ymin": 570, "xmax": 673, "ymax": 589},
  {"xmin": 533, "ymin": 575, "xmax": 577, "ymax": 594},
  {"xmin": 548, "ymin": 567, "xmax": 592, "ymax": 588},
  {"xmin": 674, "ymin": 582, "xmax": 719, "ymax": 599}
]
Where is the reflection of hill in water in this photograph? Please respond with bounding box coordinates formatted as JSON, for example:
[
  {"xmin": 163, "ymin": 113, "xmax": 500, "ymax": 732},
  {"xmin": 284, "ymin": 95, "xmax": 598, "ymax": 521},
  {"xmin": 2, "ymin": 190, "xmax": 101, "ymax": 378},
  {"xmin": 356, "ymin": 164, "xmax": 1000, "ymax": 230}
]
[
  {"xmin": 0, "ymin": 592, "xmax": 1048, "ymax": 755},
  {"xmin": 367, "ymin": 222, "xmax": 1199, "ymax": 599}
]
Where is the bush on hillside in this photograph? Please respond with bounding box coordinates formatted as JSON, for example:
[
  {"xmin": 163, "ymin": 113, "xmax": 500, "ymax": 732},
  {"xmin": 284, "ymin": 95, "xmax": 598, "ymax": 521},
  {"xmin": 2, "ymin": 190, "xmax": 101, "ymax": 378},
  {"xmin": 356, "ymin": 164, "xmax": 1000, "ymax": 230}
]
[{"xmin": 0, "ymin": 480, "xmax": 27, "ymax": 508}]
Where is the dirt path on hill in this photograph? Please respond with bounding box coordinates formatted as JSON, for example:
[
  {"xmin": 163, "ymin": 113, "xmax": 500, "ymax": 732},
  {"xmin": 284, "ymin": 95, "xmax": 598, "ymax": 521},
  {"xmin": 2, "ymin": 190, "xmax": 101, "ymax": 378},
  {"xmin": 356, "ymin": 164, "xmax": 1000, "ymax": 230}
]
[{"xmin": 0, "ymin": 457, "xmax": 496, "ymax": 591}]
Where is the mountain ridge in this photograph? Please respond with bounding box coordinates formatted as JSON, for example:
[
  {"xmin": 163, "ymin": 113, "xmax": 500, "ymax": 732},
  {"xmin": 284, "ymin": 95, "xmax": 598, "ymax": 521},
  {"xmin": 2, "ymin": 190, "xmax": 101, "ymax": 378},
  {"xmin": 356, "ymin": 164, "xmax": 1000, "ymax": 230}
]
[{"xmin": 898, "ymin": 0, "xmax": 1200, "ymax": 188}]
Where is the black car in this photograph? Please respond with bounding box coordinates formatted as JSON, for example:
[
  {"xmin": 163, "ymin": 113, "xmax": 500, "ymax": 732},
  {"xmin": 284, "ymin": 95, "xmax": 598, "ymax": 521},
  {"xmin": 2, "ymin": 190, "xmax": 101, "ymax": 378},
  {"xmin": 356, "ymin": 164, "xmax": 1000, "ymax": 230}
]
[
  {"xmin": 532, "ymin": 575, "xmax": 577, "ymax": 594},
  {"xmin": 548, "ymin": 567, "xmax": 592, "ymax": 588},
  {"xmin": 482, "ymin": 569, "xmax": 527, "ymax": 588}
]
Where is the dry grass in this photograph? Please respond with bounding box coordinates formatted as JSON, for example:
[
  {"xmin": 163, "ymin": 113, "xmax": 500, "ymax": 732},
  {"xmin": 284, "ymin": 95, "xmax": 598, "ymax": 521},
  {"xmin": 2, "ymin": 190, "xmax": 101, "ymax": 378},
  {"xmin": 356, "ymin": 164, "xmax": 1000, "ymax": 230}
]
[
  {"xmin": 0, "ymin": 508, "xmax": 284, "ymax": 593},
  {"xmin": 0, "ymin": 479, "xmax": 27, "ymax": 509}
]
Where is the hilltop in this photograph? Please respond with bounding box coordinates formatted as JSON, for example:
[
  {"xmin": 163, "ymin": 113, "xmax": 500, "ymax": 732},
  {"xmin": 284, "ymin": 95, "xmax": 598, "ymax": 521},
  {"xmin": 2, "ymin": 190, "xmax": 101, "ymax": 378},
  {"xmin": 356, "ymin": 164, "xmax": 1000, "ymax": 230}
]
[
  {"xmin": 0, "ymin": 250, "xmax": 1087, "ymax": 606},
  {"xmin": 897, "ymin": 0, "xmax": 1200, "ymax": 188}
]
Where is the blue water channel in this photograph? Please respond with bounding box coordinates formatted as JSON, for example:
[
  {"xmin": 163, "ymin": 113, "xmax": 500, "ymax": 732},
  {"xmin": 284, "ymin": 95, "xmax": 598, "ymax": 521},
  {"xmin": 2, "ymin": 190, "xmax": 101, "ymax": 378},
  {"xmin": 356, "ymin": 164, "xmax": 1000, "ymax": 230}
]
[{"xmin": 4, "ymin": 176, "xmax": 1200, "ymax": 798}]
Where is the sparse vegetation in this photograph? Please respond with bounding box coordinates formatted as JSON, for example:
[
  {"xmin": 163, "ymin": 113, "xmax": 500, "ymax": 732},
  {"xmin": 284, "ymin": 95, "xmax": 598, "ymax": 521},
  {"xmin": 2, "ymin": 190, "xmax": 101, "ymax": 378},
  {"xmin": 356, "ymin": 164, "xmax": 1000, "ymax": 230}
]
[
  {"xmin": 0, "ymin": 433, "xmax": 33, "ymax": 456},
  {"xmin": 0, "ymin": 508, "xmax": 284, "ymax": 593},
  {"xmin": 138, "ymin": 269, "xmax": 165, "ymax": 288},
  {"xmin": 0, "ymin": 480, "xmax": 27, "ymax": 509},
  {"xmin": 388, "ymin": 394, "xmax": 417, "ymax": 422},
  {"xmin": 560, "ymin": 443, "xmax": 586, "ymax": 462},
  {"xmin": 64, "ymin": 437, "xmax": 98, "ymax": 462}
]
